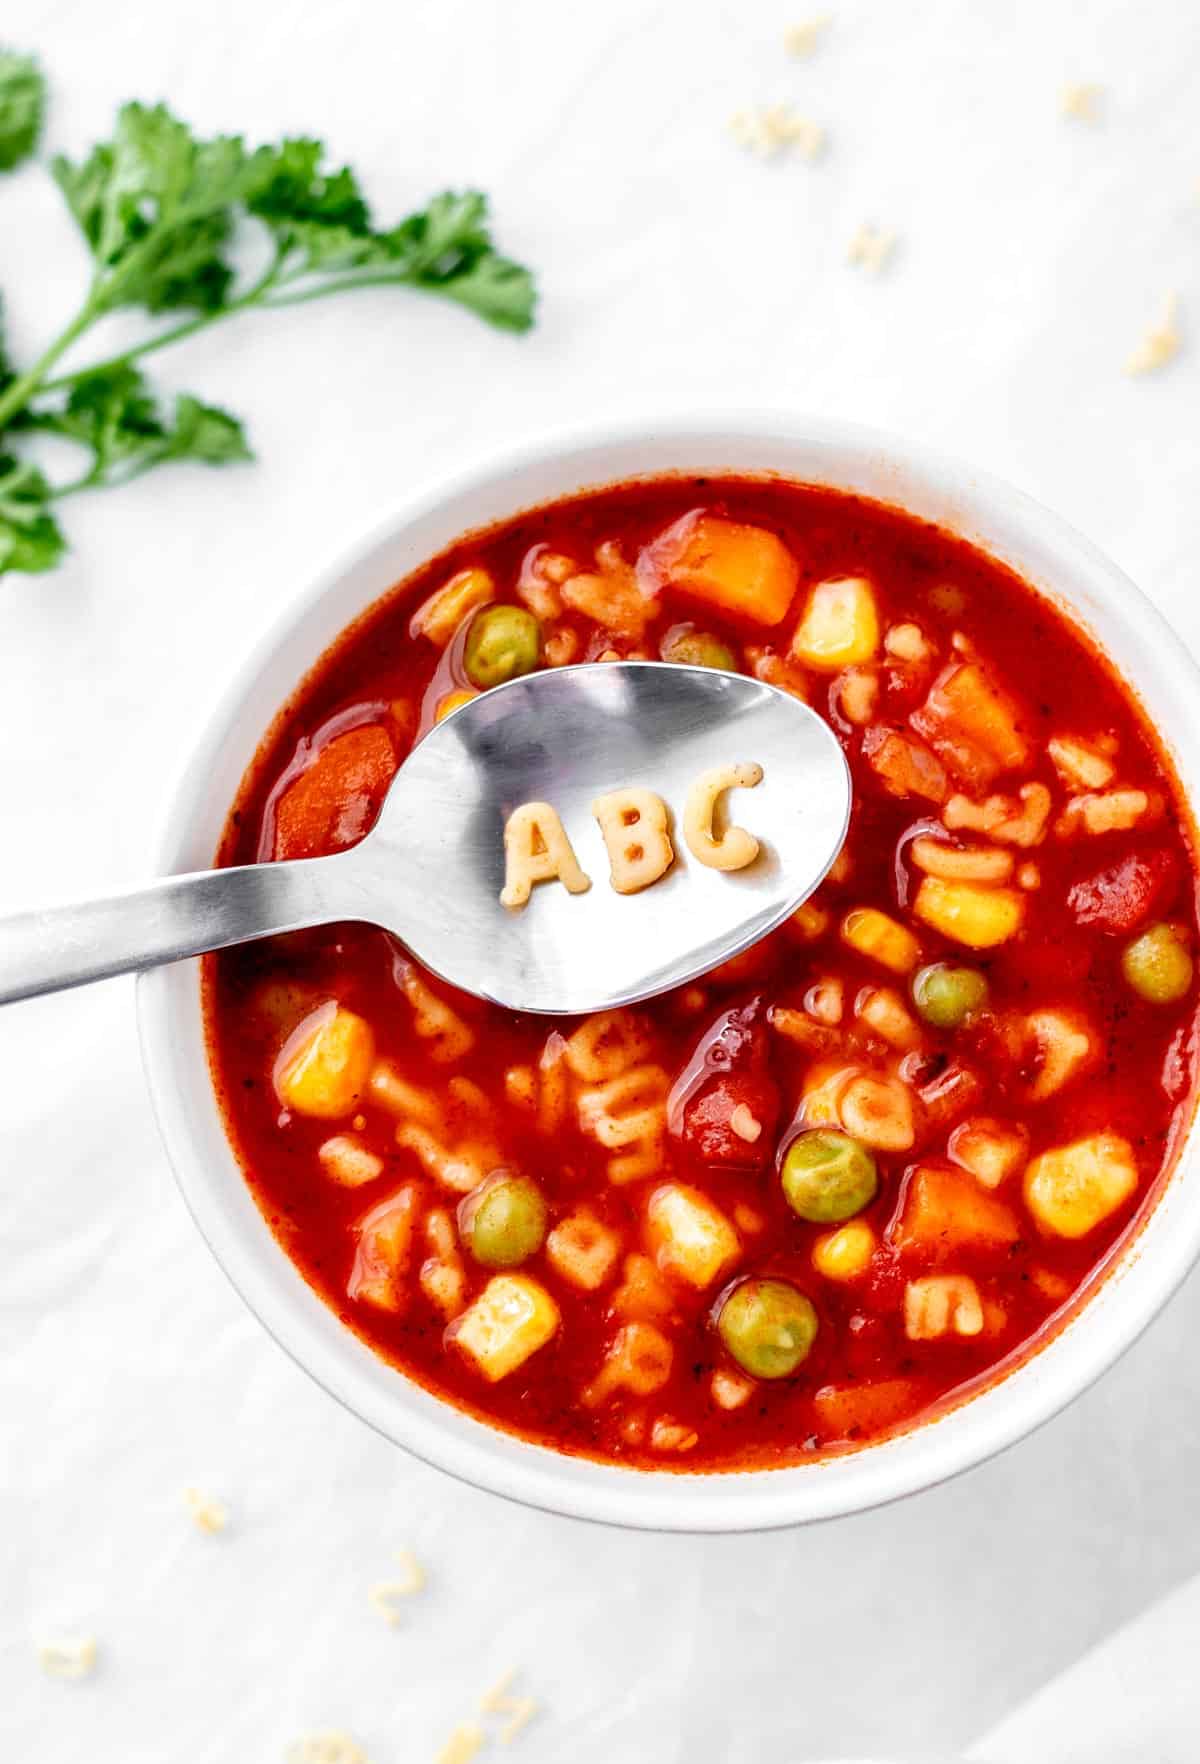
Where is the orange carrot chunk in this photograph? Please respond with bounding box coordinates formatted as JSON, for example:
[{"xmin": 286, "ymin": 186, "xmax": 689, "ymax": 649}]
[{"xmin": 640, "ymin": 512, "xmax": 799, "ymax": 626}]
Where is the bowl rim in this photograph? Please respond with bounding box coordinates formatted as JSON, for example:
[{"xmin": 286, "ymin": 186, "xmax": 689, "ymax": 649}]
[{"xmin": 137, "ymin": 410, "xmax": 1200, "ymax": 1532}]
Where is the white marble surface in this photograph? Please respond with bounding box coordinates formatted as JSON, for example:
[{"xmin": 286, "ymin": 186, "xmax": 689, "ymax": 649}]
[{"xmin": 3, "ymin": 0, "xmax": 1200, "ymax": 1758}]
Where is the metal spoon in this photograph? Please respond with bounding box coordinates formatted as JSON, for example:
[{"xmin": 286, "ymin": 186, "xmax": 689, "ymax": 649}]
[{"xmin": 0, "ymin": 662, "xmax": 850, "ymax": 1015}]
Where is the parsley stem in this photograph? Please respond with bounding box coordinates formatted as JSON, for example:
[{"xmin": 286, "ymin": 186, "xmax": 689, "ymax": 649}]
[
  {"xmin": 39, "ymin": 254, "xmax": 290, "ymax": 397},
  {"xmin": 0, "ymin": 300, "xmax": 99, "ymax": 431}
]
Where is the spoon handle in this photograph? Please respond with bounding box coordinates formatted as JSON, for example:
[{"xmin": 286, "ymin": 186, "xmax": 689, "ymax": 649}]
[{"xmin": 0, "ymin": 858, "xmax": 348, "ymax": 1005}]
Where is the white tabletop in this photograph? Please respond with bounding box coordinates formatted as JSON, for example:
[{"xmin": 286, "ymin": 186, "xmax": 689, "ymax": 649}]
[{"xmin": 3, "ymin": 1, "xmax": 1199, "ymax": 1759}]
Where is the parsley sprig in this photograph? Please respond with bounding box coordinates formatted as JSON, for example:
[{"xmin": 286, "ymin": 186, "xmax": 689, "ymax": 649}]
[{"xmin": 0, "ymin": 53, "xmax": 537, "ymax": 575}]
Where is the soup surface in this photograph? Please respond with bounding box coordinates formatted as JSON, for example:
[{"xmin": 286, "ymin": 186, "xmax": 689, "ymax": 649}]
[{"xmin": 205, "ymin": 477, "xmax": 1199, "ymax": 1470}]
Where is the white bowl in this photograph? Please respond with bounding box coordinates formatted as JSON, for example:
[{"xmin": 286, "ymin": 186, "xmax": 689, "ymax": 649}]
[{"xmin": 138, "ymin": 414, "xmax": 1200, "ymax": 1532}]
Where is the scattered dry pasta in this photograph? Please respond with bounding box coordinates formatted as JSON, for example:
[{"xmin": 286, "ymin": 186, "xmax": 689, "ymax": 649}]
[
  {"xmin": 730, "ymin": 107, "xmax": 826, "ymax": 160},
  {"xmin": 435, "ymin": 1725, "xmax": 485, "ymax": 1764},
  {"xmin": 1126, "ymin": 294, "xmax": 1181, "ymax": 377},
  {"xmin": 847, "ymin": 224, "xmax": 897, "ymax": 274},
  {"xmin": 287, "ymin": 1735, "xmax": 370, "ymax": 1764},
  {"xmin": 36, "ymin": 1636, "xmax": 98, "ymax": 1680},
  {"xmin": 183, "ymin": 1486, "xmax": 229, "ymax": 1534},
  {"xmin": 367, "ymin": 1548, "xmax": 426, "ymax": 1625},
  {"xmin": 1060, "ymin": 82, "xmax": 1103, "ymax": 121},
  {"xmin": 784, "ymin": 15, "xmax": 829, "ymax": 56},
  {"xmin": 480, "ymin": 1669, "xmax": 540, "ymax": 1744}
]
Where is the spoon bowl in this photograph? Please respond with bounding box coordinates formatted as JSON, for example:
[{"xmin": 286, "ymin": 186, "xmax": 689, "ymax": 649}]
[{"xmin": 0, "ymin": 661, "xmax": 849, "ymax": 1013}]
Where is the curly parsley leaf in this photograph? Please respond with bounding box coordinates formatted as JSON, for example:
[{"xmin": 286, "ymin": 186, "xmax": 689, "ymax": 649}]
[
  {"xmin": 0, "ymin": 50, "xmax": 44, "ymax": 171},
  {"xmin": 0, "ymin": 455, "xmax": 64, "ymax": 572},
  {"xmin": 25, "ymin": 365, "xmax": 250, "ymax": 488},
  {"xmin": 0, "ymin": 92, "xmax": 536, "ymax": 573}
]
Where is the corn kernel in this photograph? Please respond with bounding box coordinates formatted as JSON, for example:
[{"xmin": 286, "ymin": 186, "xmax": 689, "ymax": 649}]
[
  {"xmin": 274, "ymin": 1004, "xmax": 375, "ymax": 1119},
  {"xmin": 912, "ymin": 877, "xmax": 1024, "ymax": 948},
  {"xmin": 646, "ymin": 1183, "xmax": 740, "ymax": 1289},
  {"xmin": 410, "ymin": 567, "xmax": 494, "ymax": 646},
  {"xmin": 841, "ymin": 906, "xmax": 921, "ymax": 974},
  {"xmin": 791, "ymin": 576, "xmax": 880, "ymax": 670},
  {"xmin": 813, "ymin": 1221, "xmax": 876, "ymax": 1281},
  {"xmin": 435, "ymin": 689, "xmax": 477, "ymax": 723},
  {"xmin": 1024, "ymin": 1132, "xmax": 1138, "ymax": 1238},
  {"xmin": 450, "ymin": 1274, "xmax": 560, "ymax": 1381}
]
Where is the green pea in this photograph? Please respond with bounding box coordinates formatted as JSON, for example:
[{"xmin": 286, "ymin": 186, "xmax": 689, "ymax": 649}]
[
  {"xmin": 464, "ymin": 605, "xmax": 542, "ymax": 690},
  {"xmin": 717, "ymin": 1278, "xmax": 819, "ymax": 1379},
  {"xmin": 662, "ymin": 628, "xmax": 737, "ymax": 671},
  {"xmin": 459, "ymin": 1173, "xmax": 548, "ymax": 1268},
  {"xmin": 781, "ymin": 1129, "xmax": 878, "ymax": 1223},
  {"xmin": 912, "ymin": 962, "xmax": 989, "ymax": 1029},
  {"xmin": 1122, "ymin": 922, "xmax": 1194, "ymax": 1004}
]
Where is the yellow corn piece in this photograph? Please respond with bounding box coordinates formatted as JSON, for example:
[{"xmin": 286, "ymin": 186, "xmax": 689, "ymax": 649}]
[
  {"xmin": 791, "ymin": 576, "xmax": 880, "ymax": 671},
  {"xmin": 435, "ymin": 689, "xmax": 477, "ymax": 723},
  {"xmin": 1024, "ymin": 1132, "xmax": 1138, "ymax": 1238},
  {"xmin": 410, "ymin": 567, "xmax": 494, "ymax": 646},
  {"xmin": 912, "ymin": 878, "xmax": 1024, "ymax": 949},
  {"xmin": 275, "ymin": 1004, "xmax": 375, "ymax": 1119},
  {"xmin": 812, "ymin": 1221, "xmax": 876, "ymax": 1281},
  {"xmin": 841, "ymin": 906, "xmax": 921, "ymax": 974},
  {"xmin": 450, "ymin": 1274, "xmax": 560, "ymax": 1381},
  {"xmin": 646, "ymin": 1183, "xmax": 740, "ymax": 1289}
]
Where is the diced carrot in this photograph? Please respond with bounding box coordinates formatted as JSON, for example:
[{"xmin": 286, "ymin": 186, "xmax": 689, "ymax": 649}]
[
  {"xmin": 639, "ymin": 512, "xmax": 799, "ymax": 626},
  {"xmin": 890, "ymin": 1164, "xmax": 1021, "ymax": 1259},
  {"xmin": 813, "ymin": 1378, "xmax": 922, "ymax": 1440},
  {"xmin": 273, "ymin": 726, "xmax": 397, "ymax": 861},
  {"xmin": 911, "ymin": 660, "xmax": 1030, "ymax": 788},
  {"xmin": 861, "ymin": 726, "xmax": 948, "ymax": 803}
]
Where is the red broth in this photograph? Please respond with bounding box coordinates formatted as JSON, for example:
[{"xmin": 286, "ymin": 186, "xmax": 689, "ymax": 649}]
[{"xmin": 203, "ymin": 477, "xmax": 1199, "ymax": 1469}]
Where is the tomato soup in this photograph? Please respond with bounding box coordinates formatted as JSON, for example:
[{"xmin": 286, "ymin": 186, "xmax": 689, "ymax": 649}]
[{"xmin": 204, "ymin": 477, "xmax": 1199, "ymax": 1470}]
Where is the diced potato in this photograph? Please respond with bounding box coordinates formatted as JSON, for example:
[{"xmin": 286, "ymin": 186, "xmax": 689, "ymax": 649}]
[
  {"xmin": 892, "ymin": 1164, "xmax": 1021, "ymax": 1258},
  {"xmin": 347, "ymin": 1186, "xmax": 419, "ymax": 1311},
  {"xmin": 904, "ymin": 1274, "xmax": 984, "ymax": 1340},
  {"xmin": 813, "ymin": 1378, "xmax": 921, "ymax": 1439},
  {"xmin": 841, "ymin": 906, "xmax": 921, "ymax": 974},
  {"xmin": 646, "ymin": 1183, "xmax": 740, "ymax": 1289},
  {"xmin": 862, "ymin": 728, "xmax": 948, "ymax": 803},
  {"xmin": 912, "ymin": 877, "xmax": 1024, "ymax": 948},
  {"xmin": 1023, "ymin": 1132, "xmax": 1138, "ymax": 1238},
  {"xmin": 318, "ymin": 1134, "xmax": 385, "ymax": 1187},
  {"xmin": 912, "ymin": 660, "xmax": 1030, "ymax": 787},
  {"xmin": 450, "ymin": 1274, "xmax": 560, "ymax": 1381},
  {"xmin": 812, "ymin": 1220, "xmax": 876, "ymax": 1281},
  {"xmin": 546, "ymin": 1211, "xmax": 622, "ymax": 1291},
  {"xmin": 274, "ymin": 1003, "xmax": 375, "ymax": 1119},
  {"xmin": 410, "ymin": 566, "xmax": 494, "ymax": 646},
  {"xmin": 791, "ymin": 577, "xmax": 880, "ymax": 671},
  {"xmin": 642, "ymin": 513, "xmax": 800, "ymax": 625},
  {"xmin": 1048, "ymin": 735, "xmax": 1116, "ymax": 791},
  {"xmin": 948, "ymin": 1117, "xmax": 1029, "ymax": 1188}
]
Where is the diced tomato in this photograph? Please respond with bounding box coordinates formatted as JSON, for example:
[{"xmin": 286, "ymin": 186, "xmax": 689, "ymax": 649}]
[
  {"xmin": 861, "ymin": 726, "xmax": 948, "ymax": 803},
  {"xmin": 273, "ymin": 725, "xmax": 397, "ymax": 861},
  {"xmin": 675, "ymin": 998, "xmax": 780, "ymax": 1168},
  {"xmin": 682, "ymin": 1071, "xmax": 780, "ymax": 1168},
  {"xmin": 1067, "ymin": 848, "xmax": 1181, "ymax": 934}
]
